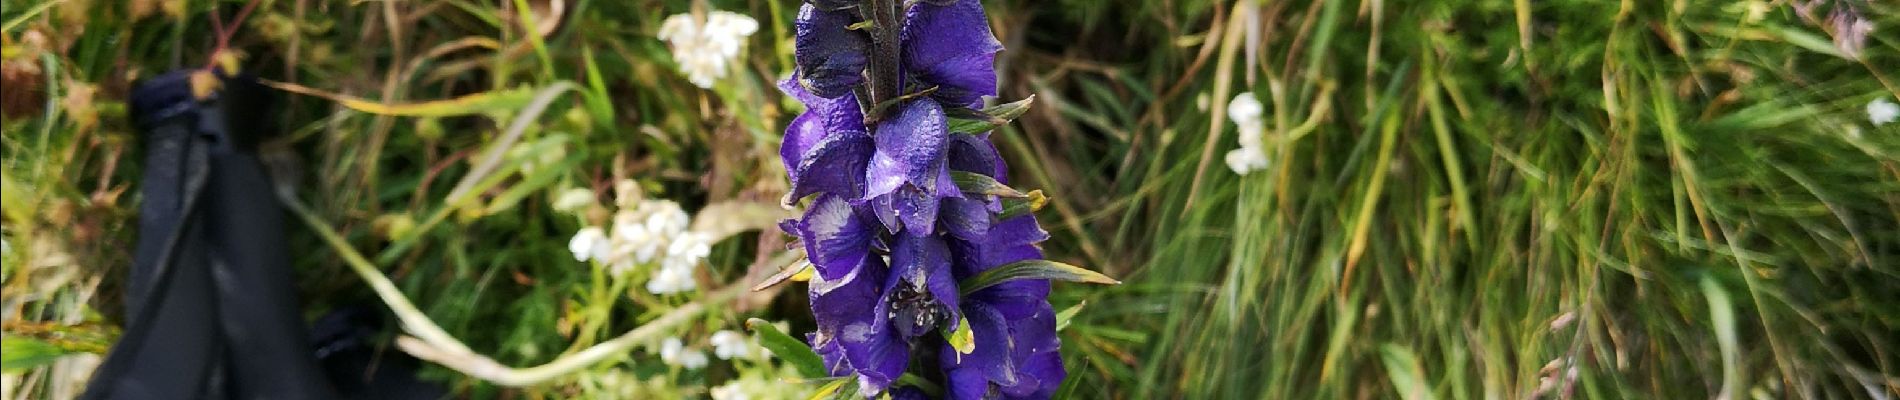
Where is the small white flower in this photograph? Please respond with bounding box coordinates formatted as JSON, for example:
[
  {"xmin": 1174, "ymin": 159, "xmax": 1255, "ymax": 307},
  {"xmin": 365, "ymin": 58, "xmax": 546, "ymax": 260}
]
[
  {"xmin": 664, "ymin": 232, "xmax": 712, "ymax": 270},
  {"xmin": 710, "ymin": 330, "xmax": 751, "ymax": 360},
  {"xmin": 1868, "ymin": 97, "xmax": 1898, "ymax": 126},
  {"xmin": 1227, "ymin": 92, "xmax": 1264, "ymax": 126},
  {"xmin": 643, "ymin": 201, "xmax": 692, "ymax": 236},
  {"xmin": 646, "ymin": 264, "xmax": 697, "ymax": 294},
  {"xmin": 551, "ymin": 188, "xmax": 596, "ymax": 213},
  {"xmin": 568, "ymin": 227, "xmax": 610, "ymax": 262},
  {"xmin": 614, "ymin": 222, "xmax": 663, "ymax": 264},
  {"xmin": 659, "ymin": 10, "xmax": 759, "ymax": 88},
  {"xmin": 679, "ymin": 349, "xmax": 709, "ymax": 369},
  {"xmin": 659, "ymin": 337, "xmax": 685, "ymax": 360},
  {"xmin": 657, "ymin": 336, "xmax": 706, "ymax": 369},
  {"xmin": 1225, "ymin": 147, "xmax": 1270, "ymax": 175}
]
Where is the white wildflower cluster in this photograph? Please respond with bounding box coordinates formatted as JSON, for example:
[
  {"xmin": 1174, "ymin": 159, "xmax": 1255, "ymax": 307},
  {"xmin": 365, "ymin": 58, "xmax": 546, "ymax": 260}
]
[
  {"xmin": 658, "ymin": 337, "xmax": 710, "ymax": 370},
  {"xmin": 1224, "ymin": 92, "xmax": 1271, "ymax": 174},
  {"xmin": 1868, "ymin": 97, "xmax": 1898, "ymax": 127},
  {"xmin": 565, "ymin": 180, "xmax": 710, "ymax": 295},
  {"xmin": 658, "ymin": 11, "xmax": 759, "ymax": 89}
]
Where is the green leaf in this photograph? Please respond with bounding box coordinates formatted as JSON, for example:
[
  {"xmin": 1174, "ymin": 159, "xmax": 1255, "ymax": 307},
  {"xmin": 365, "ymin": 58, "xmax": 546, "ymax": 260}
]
[
  {"xmin": 995, "ymin": 190, "xmax": 1048, "ymax": 220},
  {"xmin": 262, "ymin": 81, "xmax": 538, "ymax": 117},
  {"xmin": 948, "ymin": 95, "xmax": 1036, "ymax": 134},
  {"xmin": 1379, "ymin": 344, "xmax": 1435, "ymax": 400},
  {"xmin": 943, "ymin": 316, "xmax": 975, "ymax": 357},
  {"xmin": 1702, "ymin": 276, "xmax": 1741, "ymax": 399},
  {"xmin": 959, "ymin": 259, "xmax": 1120, "ymax": 296},
  {"xmin": 951, "ymin": 171, "xmax": 1028, "ymax": 198},
  {"xmin": 1055, "ymin": 301, "xmax": 1086, "ymax": 332},
  {"xmin": 808, "ymin": 377, "xmax": 859, "ymax": 400},
  {"xmin": 747, "ymin": 318, "xmax": 827, "ymax": 379},
  {"xmin": 2, "ymin": 336, "xmax": 76, "ymax": 372}
]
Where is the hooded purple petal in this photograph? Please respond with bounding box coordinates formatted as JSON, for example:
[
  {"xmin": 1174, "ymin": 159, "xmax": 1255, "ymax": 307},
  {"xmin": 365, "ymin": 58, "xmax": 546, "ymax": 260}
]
[
  {"xmin": 789, "ymin": 129, "xmax": 874, "ymax": 202},
  {"xmin": 781, "ymin": 78, "xmax": 867, "ymax": 182},
  {"xmin": 902, "ymin": 0, "xmax": 1003, "ymax": 107},
  {"xmin": 795, "ymin": 4, "xmax": 870, "ymax": 98},
  {"xmin": 865, "ymin": 98, "xmax": 954, "ymax": 200}
]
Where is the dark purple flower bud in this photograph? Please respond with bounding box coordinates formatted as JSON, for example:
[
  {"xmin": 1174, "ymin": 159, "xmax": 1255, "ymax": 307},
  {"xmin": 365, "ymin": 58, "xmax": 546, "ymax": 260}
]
[
  {"xmin": 796, "ymin": 4, "xmax": 872, "ymax": 98},
  {"xmin": 902, "ymin": 0, "xmax": 1003, "ymax": 108}
]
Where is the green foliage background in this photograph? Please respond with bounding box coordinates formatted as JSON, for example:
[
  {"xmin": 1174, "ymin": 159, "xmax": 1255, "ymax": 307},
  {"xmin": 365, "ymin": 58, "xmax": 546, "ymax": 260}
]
[{"xmin": 3, "ymin": 0, "xmax": 1898, "ymax": 398}]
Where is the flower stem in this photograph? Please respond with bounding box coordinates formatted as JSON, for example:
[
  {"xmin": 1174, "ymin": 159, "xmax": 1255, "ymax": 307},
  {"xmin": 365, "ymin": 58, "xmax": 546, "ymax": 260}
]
[{"xmin": 861, "ymin": 0, "xmax": 904, "ymax": 118}]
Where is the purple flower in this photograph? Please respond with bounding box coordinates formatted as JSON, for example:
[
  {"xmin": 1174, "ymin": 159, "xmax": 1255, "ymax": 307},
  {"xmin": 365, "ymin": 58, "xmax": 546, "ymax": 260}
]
[
  {"xmin": 781, "ymin": 0, "xmax": 1066, "ymax": 398},
  {"xmin": 793, "ymin": 0, "xmax": 1002, "ymax": 107},
  {"xmin": 940, "ymin": 216, "xmax": 1065, "ymax": 400}
]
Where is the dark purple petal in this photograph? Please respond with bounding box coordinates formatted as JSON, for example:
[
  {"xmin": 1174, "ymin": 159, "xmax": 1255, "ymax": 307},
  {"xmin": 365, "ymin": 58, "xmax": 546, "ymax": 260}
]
[
  {"xmin": 948, "ymin": 132, "xmax": 1007, "ymax": 181},
  {"xmin": 790, "ymin": 129, "xmax": 874, "ymax": 202},
  {"xmin": 902, "ymin": 0, "xmax": 1003, "ymax": 107},
  {"xmin": 940, "ymin": 302, "xmax": 1064, "ymax": 400},
  {"xmin": 811, "ymin": 256, "xmax": 908, "ymax": 394},
  {"xmin": 941, "ymin": 197, "xmax": 992, "ymax": 242},
  {"xmin": 779, "ymin": 78, "xmax": 866, "ymax": 178},
  {"xmin": 941, "ymin": 302, "xmax": 1019, "ymax": 388},
  {"xmin": 984, "ymin": 215, "xmax": 1050, "ymax": 252},
  {"xmin": 892, "ymin": 188, "xmax": 942, "ymax": 236},
  {"xmin": 888, "ymin": 234, "xmax": 963, "ymax": 335},
  {"xmin": 797, "ymin": 195, "xmax": 877, "ymax": 281},
  {"xmin": 808, "ymin": 332, "xmax": 852, "ymax": 376},
  {"xmin": 865, "ymin": 98, "xmax": 953, "ymax": 201},
  {"xmin": 966, "ymin": 280, "xmax": 1049, "ymax": 320},
  {"xmin": 944, "ymin": 361, "xmax": 992, "ymax": 400},
  {"xmin": 887, "ymin": 387, "xmax": 934, "ymax": 400},
  {"xmin": 809, "ymin": 255, "xmax": 883, "ymax": 332},
  {"xmin": 999, "ymin": 309, "xmax": 1064, "ymax": 398},
  {"xmin": 795, "ymin": 4, "xmax": 869, "ymax": 98}
]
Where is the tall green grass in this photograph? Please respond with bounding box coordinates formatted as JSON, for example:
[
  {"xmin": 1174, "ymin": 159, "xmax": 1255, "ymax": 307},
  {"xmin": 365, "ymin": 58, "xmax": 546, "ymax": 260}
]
[
  {"xmin": 3, "ymin": 0, "xmax": 1898, "ymax": 398},
  {"xmin": 1022, "ymin": 0, "xmax": 1900, "ymax": 398}
]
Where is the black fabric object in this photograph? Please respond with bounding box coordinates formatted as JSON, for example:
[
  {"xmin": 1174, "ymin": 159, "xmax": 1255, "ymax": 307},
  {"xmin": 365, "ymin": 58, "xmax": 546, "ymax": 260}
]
[{"xmin": 84, "ymin": 71, "xmax": 338, "ymax": 400}]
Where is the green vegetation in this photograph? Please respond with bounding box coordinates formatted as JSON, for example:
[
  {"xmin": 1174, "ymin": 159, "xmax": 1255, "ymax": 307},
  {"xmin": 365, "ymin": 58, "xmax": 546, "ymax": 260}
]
[{"xmin": 3, "ymin": 0, "xmax": 1897, "ymax": 398}]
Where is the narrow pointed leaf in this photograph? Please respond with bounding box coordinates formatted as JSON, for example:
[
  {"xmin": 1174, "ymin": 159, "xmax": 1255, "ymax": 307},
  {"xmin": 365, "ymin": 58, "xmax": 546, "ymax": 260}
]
[
  {"xmin": 995, "ymin": 190, "xmax": 1047, "ymax": 220},
  {"xmin": 747, "ymin": 318, "xmax": 828, "ymax": 378},
  {"xmin": 947, "ymin": 95, "xmax": 1036, "ymax": 133},
  {"xmin": 951, "ymin": 171, "xmax": 1027, "ymax": 198},
  {"xmin": 752, "ymin": 258, "xmax": 813, "ymax": 292},
  {"xmin": 808, "ymin": 378, "xmax": 856, "ymax": 400},
  {"xmin": 959, "ymin": 259, "xmax": 1120, "ymax": 296},
  {"xmin": 1055, "ymin": 301, "xmax": 1086, "ymax": 332}
]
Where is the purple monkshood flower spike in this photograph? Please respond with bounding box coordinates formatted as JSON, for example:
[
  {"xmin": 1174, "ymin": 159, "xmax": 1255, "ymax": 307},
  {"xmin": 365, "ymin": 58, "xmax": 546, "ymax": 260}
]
[{"xmin": 781, "ymin": 0, "xmax": 1070, "ymax": 398}]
